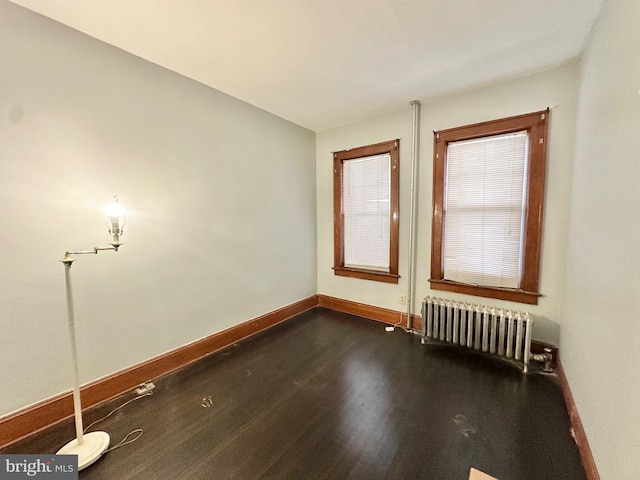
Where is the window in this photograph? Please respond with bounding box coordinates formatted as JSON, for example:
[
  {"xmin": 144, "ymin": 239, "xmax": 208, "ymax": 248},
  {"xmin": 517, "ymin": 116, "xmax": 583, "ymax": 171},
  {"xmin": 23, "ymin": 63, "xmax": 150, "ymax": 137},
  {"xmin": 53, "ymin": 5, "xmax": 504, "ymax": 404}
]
[
  {"xmin": 333, "ymin": 139, "xmax": 400, "ymax": 283},
  {"xmin": 430, "ymin": 110, "xmax": 549, "ymax": 304}
]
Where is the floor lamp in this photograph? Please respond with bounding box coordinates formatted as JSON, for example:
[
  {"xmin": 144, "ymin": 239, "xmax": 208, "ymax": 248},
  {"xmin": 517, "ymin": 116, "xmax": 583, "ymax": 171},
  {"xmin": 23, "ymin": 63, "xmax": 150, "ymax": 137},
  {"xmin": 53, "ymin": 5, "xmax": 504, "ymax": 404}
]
[{"xmin": 56, "ymin": 196, "xmax": 127, "ymax": 471}]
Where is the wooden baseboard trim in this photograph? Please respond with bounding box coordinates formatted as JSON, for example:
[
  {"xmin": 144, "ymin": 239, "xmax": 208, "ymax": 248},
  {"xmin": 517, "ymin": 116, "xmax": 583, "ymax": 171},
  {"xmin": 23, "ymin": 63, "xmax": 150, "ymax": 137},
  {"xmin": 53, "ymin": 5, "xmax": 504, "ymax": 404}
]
[
  {"xmin": 317, "ymin": 294, "xmax": 421, "ymax": 331},
  {"xmin": 0, "ymin": 295, "xmax": 318, "ymax": 449},
  {"xmin": 556, "ymin": 360, "xmax": 600, "ymax": 480}
]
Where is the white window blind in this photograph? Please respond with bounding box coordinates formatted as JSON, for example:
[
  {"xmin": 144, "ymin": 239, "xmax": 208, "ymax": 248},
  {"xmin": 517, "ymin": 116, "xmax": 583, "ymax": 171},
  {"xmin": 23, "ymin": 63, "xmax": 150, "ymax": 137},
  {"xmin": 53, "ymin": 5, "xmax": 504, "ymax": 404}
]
[
  {"xmin": 342, "ymin": 153, "xmax": 391, "ymax": 272},
  {"xmin": 443, "ymin": 131, "xmax": 529, "ymax": 288}
]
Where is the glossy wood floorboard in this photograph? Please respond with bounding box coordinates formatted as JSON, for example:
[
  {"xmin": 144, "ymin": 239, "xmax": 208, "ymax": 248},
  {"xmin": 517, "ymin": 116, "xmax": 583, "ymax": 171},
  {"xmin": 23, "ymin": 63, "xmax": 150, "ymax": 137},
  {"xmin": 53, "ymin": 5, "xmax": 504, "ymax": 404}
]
[{"xmin": 5, "ymin": 308, "xmax": 587, "ymax": 480}]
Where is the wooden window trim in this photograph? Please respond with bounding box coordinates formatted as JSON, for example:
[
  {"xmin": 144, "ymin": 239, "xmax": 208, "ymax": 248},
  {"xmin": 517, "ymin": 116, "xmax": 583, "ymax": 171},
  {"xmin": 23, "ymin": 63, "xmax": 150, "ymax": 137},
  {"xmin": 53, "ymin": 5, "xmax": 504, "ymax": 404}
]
[
  {"xmin": 333, "ymin": 139, "xmax": 400, "ymax": 284},
  {"xmin": 430, "ymin": 110, "xmax": 549, "ymax": 305}
]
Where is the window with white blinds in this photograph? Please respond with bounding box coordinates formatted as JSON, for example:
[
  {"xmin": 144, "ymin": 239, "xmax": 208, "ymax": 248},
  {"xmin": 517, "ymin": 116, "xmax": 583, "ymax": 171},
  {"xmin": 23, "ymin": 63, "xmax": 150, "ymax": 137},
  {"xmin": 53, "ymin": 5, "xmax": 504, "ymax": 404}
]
[
  {"xmin": 333, "ymin": 139, "xmax": 399, "ymax": 284},
  {"xmin": 431, "ymin": 110, "xmax": 548, "ymax": 304},
  {"xmin": 342, "ymin": 153, "xmax": 391, "ymax": 272},
  {"xmin": 443, "ymin": 131, "xmax": 529, "ymax": 288}
]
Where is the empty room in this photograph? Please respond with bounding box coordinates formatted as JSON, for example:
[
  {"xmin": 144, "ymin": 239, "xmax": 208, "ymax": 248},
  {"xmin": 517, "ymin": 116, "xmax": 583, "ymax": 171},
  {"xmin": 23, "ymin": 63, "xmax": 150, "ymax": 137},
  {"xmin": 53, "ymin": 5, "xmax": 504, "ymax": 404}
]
[{"xmin": 0, "ymin": 0, "xmax": 638, "ymax": 479}]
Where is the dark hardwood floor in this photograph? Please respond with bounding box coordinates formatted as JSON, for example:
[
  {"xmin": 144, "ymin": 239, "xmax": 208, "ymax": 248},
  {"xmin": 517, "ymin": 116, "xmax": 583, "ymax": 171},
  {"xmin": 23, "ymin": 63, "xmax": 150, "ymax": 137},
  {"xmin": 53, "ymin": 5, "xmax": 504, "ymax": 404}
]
[{"xmin": 4, "ymin": 308, "xmax": 586, "ymax": 480}]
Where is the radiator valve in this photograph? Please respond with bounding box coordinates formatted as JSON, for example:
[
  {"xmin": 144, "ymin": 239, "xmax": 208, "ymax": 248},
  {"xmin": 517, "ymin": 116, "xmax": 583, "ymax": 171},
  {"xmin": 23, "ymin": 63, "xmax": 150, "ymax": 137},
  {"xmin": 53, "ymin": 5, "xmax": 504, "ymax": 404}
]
[{"xmin": 531, "ymin": 347, "xmax": 554, "ymax": 373}]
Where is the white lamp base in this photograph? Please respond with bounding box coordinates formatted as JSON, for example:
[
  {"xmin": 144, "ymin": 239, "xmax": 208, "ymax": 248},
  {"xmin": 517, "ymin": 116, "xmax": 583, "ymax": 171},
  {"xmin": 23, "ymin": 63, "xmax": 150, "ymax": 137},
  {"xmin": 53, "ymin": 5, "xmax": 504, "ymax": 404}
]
[{"xmin": 57, "ymin": 431, "xmax": 110, "ymax": 471}]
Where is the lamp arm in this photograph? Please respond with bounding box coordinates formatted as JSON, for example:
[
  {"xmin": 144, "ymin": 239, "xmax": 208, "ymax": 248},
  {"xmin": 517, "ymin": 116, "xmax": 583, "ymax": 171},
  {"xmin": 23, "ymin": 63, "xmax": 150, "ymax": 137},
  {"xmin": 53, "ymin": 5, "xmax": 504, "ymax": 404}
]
[{"xmin": 62, "ymin": 245, "xmax": 122, "ymax": 264}]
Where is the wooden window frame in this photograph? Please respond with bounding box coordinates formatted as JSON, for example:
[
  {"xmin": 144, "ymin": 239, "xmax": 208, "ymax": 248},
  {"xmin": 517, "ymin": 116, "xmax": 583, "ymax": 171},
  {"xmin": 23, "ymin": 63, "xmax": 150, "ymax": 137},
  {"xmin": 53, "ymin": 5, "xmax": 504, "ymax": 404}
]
[
  {"xmin": 333, "ymin": 139, "xmax": 400, "ymax": 284},
  {"xmin": 430, "ymin": 110, "xmax": 549, "ymax": 304}
]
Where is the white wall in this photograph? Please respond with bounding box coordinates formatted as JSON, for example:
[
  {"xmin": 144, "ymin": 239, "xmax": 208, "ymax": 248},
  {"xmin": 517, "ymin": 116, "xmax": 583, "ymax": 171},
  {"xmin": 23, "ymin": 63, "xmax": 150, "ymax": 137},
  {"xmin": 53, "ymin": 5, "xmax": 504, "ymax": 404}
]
[
  {"xmin": 317, "ymin": 63, "xmax": 579, "ymax": 343},
  {"xmin": 0, "ymin": 1, "xmax": 316, "ymax": 418},
  {"xmin": 561, "ymin": 0, "xmax": 640, "ymax": 477}
]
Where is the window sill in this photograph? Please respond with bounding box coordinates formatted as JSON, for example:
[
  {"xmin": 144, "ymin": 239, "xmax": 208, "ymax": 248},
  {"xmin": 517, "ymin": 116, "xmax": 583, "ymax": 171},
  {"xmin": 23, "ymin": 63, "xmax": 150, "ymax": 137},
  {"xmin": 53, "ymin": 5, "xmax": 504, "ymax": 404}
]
[
  {"xmin": 334, "ymin": 267, "xmax": 399, "ymax": 284},
  {"xmin": 428, "ymin": 279, "xmax": 540, "ymax": 305}
]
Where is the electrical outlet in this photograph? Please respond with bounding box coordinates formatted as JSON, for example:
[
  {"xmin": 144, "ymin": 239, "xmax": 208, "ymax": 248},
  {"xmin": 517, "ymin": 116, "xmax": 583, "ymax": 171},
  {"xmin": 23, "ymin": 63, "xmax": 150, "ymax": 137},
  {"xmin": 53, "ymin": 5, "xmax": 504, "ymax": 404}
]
[
  {"xmin": 135, "ymin": 381, "xmax": 155, "ymax": 395},
  {"xmin": 399, "ymin": 294, "xmax": 407, "ymax": 305}
]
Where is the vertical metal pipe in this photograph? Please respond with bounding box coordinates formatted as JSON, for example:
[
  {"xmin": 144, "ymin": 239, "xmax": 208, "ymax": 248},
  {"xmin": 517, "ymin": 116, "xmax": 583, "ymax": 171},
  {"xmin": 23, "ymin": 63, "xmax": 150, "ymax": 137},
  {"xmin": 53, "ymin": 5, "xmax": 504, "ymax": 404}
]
[
  {"xmin": 406, "ymin": 100, "xmax": 421, "ymax": 329},
  {"xmin": 63, "ymin": 260, "xmax": 85, "ymax": 445}
]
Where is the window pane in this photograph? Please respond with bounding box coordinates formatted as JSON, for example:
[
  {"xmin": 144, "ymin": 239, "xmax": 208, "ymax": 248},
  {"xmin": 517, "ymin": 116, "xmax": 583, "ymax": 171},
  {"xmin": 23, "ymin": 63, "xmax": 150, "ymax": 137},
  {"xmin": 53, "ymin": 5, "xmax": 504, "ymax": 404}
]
[
  {"xmin": 443, "ymin": 132, "xmax": 528, "ymax": 288},
  {"xmin": 342, "ymin": 153, "xmax": 391, "ymax": 271}
]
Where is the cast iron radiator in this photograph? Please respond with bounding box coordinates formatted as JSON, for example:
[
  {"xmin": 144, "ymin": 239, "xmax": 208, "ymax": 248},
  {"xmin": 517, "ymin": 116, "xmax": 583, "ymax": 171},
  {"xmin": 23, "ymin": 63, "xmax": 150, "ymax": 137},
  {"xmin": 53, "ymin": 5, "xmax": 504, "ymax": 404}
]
[{"xmin": 421, "ymin": 296, "xmax": 533, "ymax": 372}]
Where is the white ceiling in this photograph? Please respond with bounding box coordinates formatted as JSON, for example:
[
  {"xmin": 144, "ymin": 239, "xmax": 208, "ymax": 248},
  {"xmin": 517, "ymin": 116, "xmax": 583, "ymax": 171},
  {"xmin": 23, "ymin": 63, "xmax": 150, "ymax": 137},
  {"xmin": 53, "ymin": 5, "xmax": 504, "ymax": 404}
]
[{"xmin": 10, "ymin": 0, "xmax": 603, "ymax": 132}]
